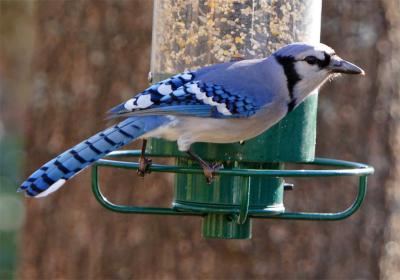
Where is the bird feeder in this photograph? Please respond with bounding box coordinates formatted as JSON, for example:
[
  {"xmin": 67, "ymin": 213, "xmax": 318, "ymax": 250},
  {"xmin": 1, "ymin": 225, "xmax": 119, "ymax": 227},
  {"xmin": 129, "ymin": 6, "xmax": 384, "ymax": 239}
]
[{"xmin": 91, "ymin": 0, "xmax": 374, "ymax": 239}]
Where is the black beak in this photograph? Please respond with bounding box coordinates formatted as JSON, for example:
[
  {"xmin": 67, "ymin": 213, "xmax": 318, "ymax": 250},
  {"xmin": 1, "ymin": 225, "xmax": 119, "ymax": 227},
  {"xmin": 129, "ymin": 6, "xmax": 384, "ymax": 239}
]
[{"xmin": 328, "ymin": 56, "xmax": 365, "ymax": 75}]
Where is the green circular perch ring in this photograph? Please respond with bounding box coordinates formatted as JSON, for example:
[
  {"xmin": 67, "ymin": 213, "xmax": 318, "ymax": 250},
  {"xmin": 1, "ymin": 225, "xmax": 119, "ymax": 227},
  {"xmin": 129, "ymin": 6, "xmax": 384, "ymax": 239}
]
[{"xmin": 91, "ymin": 150, "xmax": 374, "ymax": 229}]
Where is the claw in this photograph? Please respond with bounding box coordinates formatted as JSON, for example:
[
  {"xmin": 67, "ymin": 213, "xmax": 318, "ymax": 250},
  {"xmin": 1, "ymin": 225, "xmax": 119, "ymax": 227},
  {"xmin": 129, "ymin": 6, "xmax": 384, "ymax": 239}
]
[
  {"xmin": 186, "ymin": 148, "xmax": 224, "ymax": 184},
  {"xmin": 203, "ymin": 162, "xmax": 224, "ymax": 184},
  {"xmin": 137, "ymin": 156, "xmax": 152, "ymax": 177},
  {"xmin": 137, "ymin": 139, "xmax": 152, "ymax": 177}
]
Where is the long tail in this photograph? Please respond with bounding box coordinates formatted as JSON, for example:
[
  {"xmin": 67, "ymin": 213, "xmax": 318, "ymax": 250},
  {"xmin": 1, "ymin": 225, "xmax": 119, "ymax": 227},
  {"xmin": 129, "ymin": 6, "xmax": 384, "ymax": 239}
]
[{"xmin": 18, "ymin": 116, "xmax": 168, "ymax": 198}]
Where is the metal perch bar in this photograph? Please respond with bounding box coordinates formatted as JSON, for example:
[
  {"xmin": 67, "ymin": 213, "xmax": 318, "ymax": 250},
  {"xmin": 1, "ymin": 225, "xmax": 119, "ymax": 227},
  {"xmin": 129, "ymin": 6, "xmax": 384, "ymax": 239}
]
[{"xmin": 91, "ymin": 150, "xmax": 373, "ymax": 221}]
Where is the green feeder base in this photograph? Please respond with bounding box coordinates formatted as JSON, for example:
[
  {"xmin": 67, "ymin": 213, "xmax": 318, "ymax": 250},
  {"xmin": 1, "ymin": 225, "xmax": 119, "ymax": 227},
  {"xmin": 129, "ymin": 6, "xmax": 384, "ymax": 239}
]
[{"xmin": 202, "ymin": 214, "xmax": 252, "ymax": 239}]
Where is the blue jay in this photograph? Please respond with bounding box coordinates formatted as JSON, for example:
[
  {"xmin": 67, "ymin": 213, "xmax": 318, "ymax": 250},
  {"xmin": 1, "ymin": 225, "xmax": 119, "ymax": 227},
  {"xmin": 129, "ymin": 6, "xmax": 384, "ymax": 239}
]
[{"xmin": 19, "ymin": 42, "xmax": 364, "ymax": 198}]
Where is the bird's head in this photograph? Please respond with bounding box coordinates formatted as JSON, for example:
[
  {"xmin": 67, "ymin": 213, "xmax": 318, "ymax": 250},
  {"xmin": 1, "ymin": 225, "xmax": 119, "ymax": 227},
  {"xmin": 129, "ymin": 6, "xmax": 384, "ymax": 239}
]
[{"xmin": 273, "ymin": 42, "xmax": 364, "ymax": 109}]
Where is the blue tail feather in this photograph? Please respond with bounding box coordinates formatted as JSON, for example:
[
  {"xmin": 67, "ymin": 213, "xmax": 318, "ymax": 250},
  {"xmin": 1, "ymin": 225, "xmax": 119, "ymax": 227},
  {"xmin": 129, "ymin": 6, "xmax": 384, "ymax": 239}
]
[{"xmin": 19, "ymin": 116, "xmax": 168, "ymax": 197}]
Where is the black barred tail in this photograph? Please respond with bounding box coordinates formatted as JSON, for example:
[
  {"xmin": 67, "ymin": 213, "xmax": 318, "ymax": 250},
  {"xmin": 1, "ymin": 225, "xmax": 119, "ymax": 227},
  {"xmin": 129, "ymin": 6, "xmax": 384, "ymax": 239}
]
[{"xmin": 19, "ymin": 116, "xmax": 167, "ymax": 197}]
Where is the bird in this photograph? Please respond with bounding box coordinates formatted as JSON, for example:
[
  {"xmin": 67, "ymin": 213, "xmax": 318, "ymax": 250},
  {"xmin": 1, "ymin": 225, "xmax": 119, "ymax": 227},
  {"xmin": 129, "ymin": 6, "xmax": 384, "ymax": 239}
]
[{"xmin": 18, "ymin": 42, "xmax": 364, "ymax": 198}]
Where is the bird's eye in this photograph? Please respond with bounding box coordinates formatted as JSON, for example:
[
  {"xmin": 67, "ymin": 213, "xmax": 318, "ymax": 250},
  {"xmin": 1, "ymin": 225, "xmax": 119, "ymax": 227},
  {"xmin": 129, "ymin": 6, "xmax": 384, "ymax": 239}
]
[{"xmin": 304, "ymin": 56, "xmax": 318, "ymax": 65}]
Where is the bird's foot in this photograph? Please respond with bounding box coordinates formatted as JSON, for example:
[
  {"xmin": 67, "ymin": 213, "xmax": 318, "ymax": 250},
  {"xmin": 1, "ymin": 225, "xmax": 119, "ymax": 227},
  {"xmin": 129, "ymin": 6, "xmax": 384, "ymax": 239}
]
[
  {"xmin": 201, "ymin": 162, "xmax": 224, "ymax": 184},
  {"xmin": 186, "ymin": 148, "xmax": 224, "ymax": 184},
  {"xmin": 137, "ymin": 156, "xmax": 152, "ymax": 177}
]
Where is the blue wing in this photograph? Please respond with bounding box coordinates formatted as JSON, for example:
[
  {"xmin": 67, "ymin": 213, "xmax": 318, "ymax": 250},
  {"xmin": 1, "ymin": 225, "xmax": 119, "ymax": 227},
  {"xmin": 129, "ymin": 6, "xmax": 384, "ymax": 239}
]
[{"xmin": 108, "ymin": 71, "xmax": 260, "ymax": 119}]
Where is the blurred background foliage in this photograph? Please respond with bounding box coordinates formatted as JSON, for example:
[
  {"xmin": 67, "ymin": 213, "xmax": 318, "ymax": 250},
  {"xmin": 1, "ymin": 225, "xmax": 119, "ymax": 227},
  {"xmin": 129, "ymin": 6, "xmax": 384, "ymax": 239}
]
[
  {"xmin": 0, "ymin": 0, "xmax": 399, "ymax": 279},
  {"xmin": 1, "ymin": 1, "xmax": 33, "ymax": 279}
]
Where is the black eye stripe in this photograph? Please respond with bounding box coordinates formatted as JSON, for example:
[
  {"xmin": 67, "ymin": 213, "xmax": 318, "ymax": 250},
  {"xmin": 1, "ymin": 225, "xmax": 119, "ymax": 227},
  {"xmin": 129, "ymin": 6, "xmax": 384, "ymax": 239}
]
[
  {"xmin": 299, "ymin": 53, "xmax": 331, "ymax": 68},
  {"xmin": 304, "ymin": 56, "xmax": 318, "ymax": 64},
  {"xmin": 322, "ymin": 52, "xmax": 331, "ymax": 67}
]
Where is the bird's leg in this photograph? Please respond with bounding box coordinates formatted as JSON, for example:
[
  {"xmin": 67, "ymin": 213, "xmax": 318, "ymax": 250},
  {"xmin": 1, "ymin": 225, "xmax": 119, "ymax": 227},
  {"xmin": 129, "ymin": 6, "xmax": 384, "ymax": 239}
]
[
  {"xmin": 186, "ymin": 148, "xmax": 224, "ymax": 184},
  {"xmin": 137, "ymin": 139, "xmax": 152, "ymax": 177}
]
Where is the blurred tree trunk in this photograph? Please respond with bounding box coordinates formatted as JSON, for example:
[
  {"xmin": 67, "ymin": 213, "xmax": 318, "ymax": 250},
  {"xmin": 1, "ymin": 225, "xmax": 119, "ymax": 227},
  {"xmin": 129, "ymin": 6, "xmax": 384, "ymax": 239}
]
[
  {"xmin": 18, "ymin": 0, "xmax": 399, "ymax": 279},
  {"xmin": 377, "ymin": 0, "xmax": 400, "ymax": 279}
]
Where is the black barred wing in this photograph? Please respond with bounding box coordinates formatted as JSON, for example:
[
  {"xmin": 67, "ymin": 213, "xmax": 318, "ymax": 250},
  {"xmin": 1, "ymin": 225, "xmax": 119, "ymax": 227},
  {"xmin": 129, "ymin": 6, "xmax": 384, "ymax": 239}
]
[{"xmin": 108, "ymin": 71, "xmax": 260, "ymax": 119}]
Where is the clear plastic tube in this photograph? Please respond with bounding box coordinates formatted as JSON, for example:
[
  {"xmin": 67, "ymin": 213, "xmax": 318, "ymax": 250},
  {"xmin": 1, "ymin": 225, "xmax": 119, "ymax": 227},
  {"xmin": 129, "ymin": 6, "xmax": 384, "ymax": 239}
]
[{"xmin": 151, "ymin": 0, "xmax": 321, "ymax": 74}]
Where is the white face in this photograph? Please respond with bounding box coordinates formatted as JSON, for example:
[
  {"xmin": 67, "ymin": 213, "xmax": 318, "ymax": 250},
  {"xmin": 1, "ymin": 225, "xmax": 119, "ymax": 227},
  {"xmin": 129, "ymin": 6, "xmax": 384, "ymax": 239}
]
[{"xmin": 292, "ymin": 45, "xmax": 336, "ymax": 99}]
